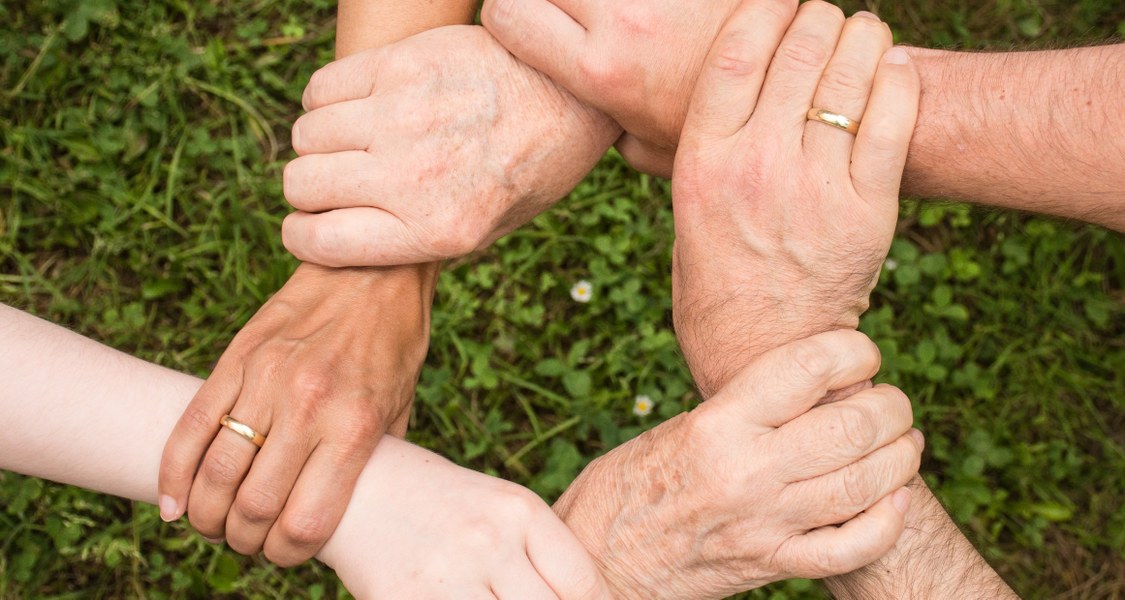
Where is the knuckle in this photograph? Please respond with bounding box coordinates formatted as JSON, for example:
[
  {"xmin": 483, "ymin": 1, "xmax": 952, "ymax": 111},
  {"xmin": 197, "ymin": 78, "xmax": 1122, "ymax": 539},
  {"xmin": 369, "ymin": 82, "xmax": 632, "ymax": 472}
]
[
  {"xmin": 787, "ymin": 338, "xmax": 835, "ymax": 382},
  {"xmin": 199, "ymin": 447, "xmax": 247, "ymax": 488},
  {"xmin": 710, "ymin": 31, "xmax": 767, "ymax": 80},
  {"xmin": 180, "ymin": 403, "xmax": 219, "ymax": 436},
  {"xmin": 289, "ymin": 368, "xmax": 335, "ymax": 418},
  {"xmin": 809, "ymin": 538, "xmax": 844, "ymax": 574},
  {"xmin": 820, "ymin": 65, "xmax": 871, "ymax": 96},
  {"xmin": 429, "ymin": 222, "xmax": 479, "ymax": 260},
  {"xmin": 860, "ymin": 128, "xmax": 905, "ymax": 157},
  {"xmin": 578, "ymin": 53, "xmax": 626, "ymax": 93},
  {"xmin": 878, "ymin": 385, "xmax": 913, "ymax": 421},
  {"xmin": 834, "ymin": 404, "xmax": 878, "ymax": 452},
  {"xmin": 483, "ymin": 0, "xmax": 517, "ymax": 29},
  {"xmin": 235, "ymin": 487, "xmax": 286, "ymax": 526},
  {"xmin": 840, "ymin": 462, "xmax": 876, "ymax": 509},
  {"xmin": 777, "ymin": 33, "xmax": 832, "ymax": 71},
  {"xmin": 277, "ymin": 510, "xmax": 334, "ymax": 549},
  {"xmin": 609, "ymin": 1, "xmax": 657, "ymax": 37}
]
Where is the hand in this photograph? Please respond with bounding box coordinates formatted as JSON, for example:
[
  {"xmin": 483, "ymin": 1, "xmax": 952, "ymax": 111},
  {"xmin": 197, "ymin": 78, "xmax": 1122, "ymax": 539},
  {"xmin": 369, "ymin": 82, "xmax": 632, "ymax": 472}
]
[
  {"xmin": 319, "ymin": 437, "xmax": 613, "ymax": 600},
  {"xmin": 671, "ymin": 2, "xmax": 920, "ymax": 396},
  {"xmin": 281, "ymin": 25, "xmax": 621, "ymax": 267},
  {"xmin": 481, "ymin": 0, "xmax": 748, "ymax": 176},
  {"xmin": 158, "ymin": 262, "xmax": 438, "ymax": 565},
  {"xmin": 554, "ymin": 331, "xmax": 923, "ymax": 599}
]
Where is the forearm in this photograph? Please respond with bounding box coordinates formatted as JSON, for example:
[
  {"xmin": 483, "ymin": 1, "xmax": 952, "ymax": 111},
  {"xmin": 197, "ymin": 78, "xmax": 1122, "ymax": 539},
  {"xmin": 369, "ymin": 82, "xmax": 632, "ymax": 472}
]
[
  {"xmin": 336, "ymin": 0, "xmax": 477, "ymax": 54},
  {"xmin": 903, "ymin": 45, "xmax": 1125, "ymax": 230},
  {"xmin": 0, "ymin": 304, "xmax": 415, "ymax": 566},
  {"xmin": 826, "ymin": 476, "xmax": 1015, "ymax": 599}
]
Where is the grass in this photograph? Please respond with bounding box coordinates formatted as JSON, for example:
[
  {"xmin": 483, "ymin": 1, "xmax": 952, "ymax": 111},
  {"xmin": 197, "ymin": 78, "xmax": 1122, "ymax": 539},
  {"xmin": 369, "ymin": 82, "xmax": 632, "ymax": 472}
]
[{"xmin": 1, "ymin": 0, "xmax": 1123, "ymax": 598}]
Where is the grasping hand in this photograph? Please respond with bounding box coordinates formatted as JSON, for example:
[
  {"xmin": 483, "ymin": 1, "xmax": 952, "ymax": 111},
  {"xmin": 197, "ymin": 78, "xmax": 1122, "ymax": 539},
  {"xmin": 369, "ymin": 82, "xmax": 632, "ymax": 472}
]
[
  {"xmin": 555, "ymin": 331, "xmax": 923, "ymax": 599},
  {"xmin": 481, "ymin": 0, "xmax": 743, "ymax": 174},
  {"xmin": 281, "ymin": 25, "xmax": 620, "ymax": 267},
  {"xmin": 671, "ymin": 1, "xmax": 920, "ymax": 396},
  {"xmin": 159, "ymin": 263, "xmax": 437, "ymax": 565},
  {"xmin": 482, "ymin": 0, "xmax": 749, "ymax": 175}
]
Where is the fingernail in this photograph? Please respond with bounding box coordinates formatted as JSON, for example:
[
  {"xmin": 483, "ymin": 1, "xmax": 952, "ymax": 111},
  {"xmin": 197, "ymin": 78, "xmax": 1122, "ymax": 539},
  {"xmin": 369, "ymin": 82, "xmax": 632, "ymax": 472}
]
[
  {"xmin": 202, "ymin": 536, "xmax": 224, "ymax": 545},
  {"xmin": 909, "ymin": 428, "xmax": 925, "ymax": 451},
  {"xmin": 853, "ymin": 10, "xmax": 879, "ymax": 20},
  {"xmin": 884, "ymin": 47, "xmax": 910, "ymax": 65},
  {"xmin": 892, "ymin": 488, "xmax": 911, "ymax": 514},
  {"xmin": 159, "ymin": 495, "xmax": 181, "ymax": 522}
]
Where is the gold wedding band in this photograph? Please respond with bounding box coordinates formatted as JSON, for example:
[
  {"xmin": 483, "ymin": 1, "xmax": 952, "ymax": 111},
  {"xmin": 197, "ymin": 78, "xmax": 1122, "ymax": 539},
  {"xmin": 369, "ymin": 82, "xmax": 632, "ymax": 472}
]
[
  {"xmin": 220, "ymin": 415, "xmax": 266, "ymax": 448},
  {"xmin": 806, "ymin": 108, "xmax": 861, "ymax": 135}
]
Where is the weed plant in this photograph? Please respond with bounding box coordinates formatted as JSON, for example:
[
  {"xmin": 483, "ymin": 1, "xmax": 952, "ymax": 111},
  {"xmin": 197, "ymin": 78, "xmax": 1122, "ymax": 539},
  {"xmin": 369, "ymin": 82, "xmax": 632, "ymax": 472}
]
[{"xmin": 1, "ymin": 1, "xmax": 1122, "ymax": 598}]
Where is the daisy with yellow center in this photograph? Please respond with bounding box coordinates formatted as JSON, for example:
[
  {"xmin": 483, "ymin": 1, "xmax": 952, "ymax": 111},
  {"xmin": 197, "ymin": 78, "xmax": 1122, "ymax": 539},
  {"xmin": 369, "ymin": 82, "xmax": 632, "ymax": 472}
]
[
  {"xmin": 570, "ymin": 280, "xmax": 593, "ymax": 303},
  {"xmin": 633, "ymin": 395, "xmax": 654, "ymax": 417}
]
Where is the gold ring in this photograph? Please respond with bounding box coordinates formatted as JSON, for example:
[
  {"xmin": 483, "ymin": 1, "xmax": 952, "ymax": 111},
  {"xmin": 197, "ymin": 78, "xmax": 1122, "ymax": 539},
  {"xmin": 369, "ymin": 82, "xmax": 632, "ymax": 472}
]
[
  {"xmin": 807, "ymin": 108, "xmax": 861, "ymax": 135},
  {"xmin": 220, "ymin": 415, "xmax": 266, "ymax": 448}
]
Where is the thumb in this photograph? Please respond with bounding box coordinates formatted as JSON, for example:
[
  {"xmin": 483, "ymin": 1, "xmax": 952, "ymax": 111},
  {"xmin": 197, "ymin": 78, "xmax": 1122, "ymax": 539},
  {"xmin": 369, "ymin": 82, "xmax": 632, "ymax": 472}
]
[{"xmin": 701, "ymin": 330, "xmax": 882, "ymax": 429}]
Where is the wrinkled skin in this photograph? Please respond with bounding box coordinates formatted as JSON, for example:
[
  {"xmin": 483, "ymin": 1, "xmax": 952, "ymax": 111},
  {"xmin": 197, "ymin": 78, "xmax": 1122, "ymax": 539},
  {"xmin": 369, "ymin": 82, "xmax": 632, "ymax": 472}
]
[
  {"xmin": 281, "ymin": 25, "xmax": 619, "ymax": 267},
  {"xmin": 482, "ymin": 0, "xmax": 746, "ymax": 174},
  {"xmin": 555, "ymin": 331, "xmax": 923, "ymax": 599},
  {"xmin": 670, "ymin": 2, "xmax": 919, "ymax": 395},
  {"xmin": 160, "ymin": 263, "xmax": 436, "ymax": 565}
]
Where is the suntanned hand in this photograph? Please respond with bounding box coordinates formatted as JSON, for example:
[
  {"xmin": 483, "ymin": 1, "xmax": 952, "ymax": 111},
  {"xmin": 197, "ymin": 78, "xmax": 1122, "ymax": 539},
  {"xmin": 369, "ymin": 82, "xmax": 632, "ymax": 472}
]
[
  {"xmin": 158, "ymin": 262, "xmax": 437, "ymax": 566},
  {"xmin": 280, "ymin": 25, "xmax": 619, "ymax": 267},
  {"xmin": 555, "ymin": 331, "xmax": 923, "ymax": 599}
]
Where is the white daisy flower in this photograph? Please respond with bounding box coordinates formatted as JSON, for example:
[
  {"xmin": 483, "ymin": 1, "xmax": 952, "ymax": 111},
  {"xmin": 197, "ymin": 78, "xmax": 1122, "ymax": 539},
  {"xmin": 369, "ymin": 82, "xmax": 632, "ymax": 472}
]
[
  {"xmin": 632, "ymin": 395, "xmax": 655, "ymax": 417},
  {"xmin": 883, "ymin": 258, "xmax": 898, "ymax": 272},
  {"xmin": 570, "ymin": 280, "xmax": 593, "ymax": 303}
]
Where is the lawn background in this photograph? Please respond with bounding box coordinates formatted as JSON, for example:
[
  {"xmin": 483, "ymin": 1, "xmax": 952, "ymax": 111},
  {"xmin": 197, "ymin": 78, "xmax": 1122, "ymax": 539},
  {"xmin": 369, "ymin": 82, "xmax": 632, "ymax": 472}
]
[{"xmin": 1, "ymin": 0, "xmax": 1123, "ymax": 598}]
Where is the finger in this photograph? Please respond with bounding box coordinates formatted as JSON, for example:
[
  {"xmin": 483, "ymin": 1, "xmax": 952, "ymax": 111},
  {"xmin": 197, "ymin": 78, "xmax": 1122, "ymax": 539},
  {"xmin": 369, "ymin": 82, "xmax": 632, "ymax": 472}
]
[
  {"xmin": 291, "ymin": 99, "xmax": 378, "ymax": 156},
  {"xmin": 526, "ymin": 509, "xmax": 614, "ymax": 600},
  {"xmin": 158, "ymin": 361, "xmax": 243, "ymax": 522},
  {"xmin": 850, "ymin": 46, "xmax": 921, "ymax": 200},
  {"xmin": 615, "ymin": 133, "xmax": 674, "ymax": 178},
  {"xmin": 702, "ymin": 330, "xmax": 881, "ymax": 429},
  {"xmin": 301, "ymin": 49, "xmax": 383, "ymax": 111},
  {"xmin": 803, "ymin": 12, "xmax": 893, "ymax": 158},
  {"xmin": 778, "ymin": 487, "xmax": 911, "ymax": 578},
  {"xmin": 680, "ymin": 0, "xmax": 798, "ymax": 144},
  {"xmin": 785, "ymin": 429, "xmax": 923, "ymax": 527},
  {"xmin": 777, "ymin": 384, "xmax": 914, "ymax": 480},
  {"xmin": 283, "ymin": 151, "xmax": 387, "ymax": 213},
  {"xmin": 223, "ymin": 427, "xmax": 313, "ymax": 555},
  {"xmin": 186, "ymin": 406, "xmax": 271, "ymax": 540},
  {"xmin": 489, "ymin": 564, "xmax": 559, "ymax": 600},
  {"xmin": 749, "ymin": 0, "xmax": 845, "ymax": 140},
  {"xmin": 281, "ymin": 208, "xmax": 436, "ymax": 267},
  {"xmin": 482, "ymin": 0, "xmax": 587, "ymax": 93},
  {"xmin": 263, "ymin": 438, "xmax": 374, "ymax": 567}
]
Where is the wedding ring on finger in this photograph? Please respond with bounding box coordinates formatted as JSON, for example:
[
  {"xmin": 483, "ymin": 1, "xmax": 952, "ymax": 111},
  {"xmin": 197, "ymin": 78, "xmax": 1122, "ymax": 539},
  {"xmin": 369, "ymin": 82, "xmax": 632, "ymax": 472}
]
[
  {"xmin": 806, "ymin": 108, "xmax": 861, "ymax": 135},
  {"xmin": 219, "ymin": 415, "xmax": 266, "ymax": 449}
]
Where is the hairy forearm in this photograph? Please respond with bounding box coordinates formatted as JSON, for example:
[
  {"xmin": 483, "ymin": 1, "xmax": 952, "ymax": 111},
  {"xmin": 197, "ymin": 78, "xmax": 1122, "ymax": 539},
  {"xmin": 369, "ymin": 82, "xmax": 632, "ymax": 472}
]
[
  {"xmin": 826, "ymin": 476, "xmax": 1015, "ymax": 599},
  {"xmin": 904, "ymin": 45, "xmax": 1125, "ymax": 230}
]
